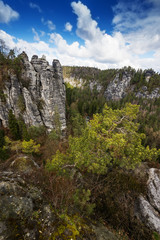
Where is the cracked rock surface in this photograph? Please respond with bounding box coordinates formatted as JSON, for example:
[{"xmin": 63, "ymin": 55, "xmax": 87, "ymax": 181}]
[
  {"xmin": 135, "ymin": 168, "xmax": 160, "ymax": 234},
  {"xmin": 0, "ymin": 52, "xmax": 66, "ymax": 131}
]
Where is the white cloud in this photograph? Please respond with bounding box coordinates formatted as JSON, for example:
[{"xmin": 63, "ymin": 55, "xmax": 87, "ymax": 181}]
[
  {"xmin": 40, "ymin": 31, "xmax": 45, "ymax": 37},
  {"xmin": 69, "ymin": 1, "xmax": 133, "ymax": 66},
  {"xmin": 0, "ymin": 30, "xmax": 56, "ymax": 62},
  {"xmin": 32, "ymin": 28, "xmax": 40, "ymax": 41},
  {"xmin": 65, "ymin": 22, "xmax": 73, "ymax": 32},
  {"xmin": 112, "ymin": 0, "xmax": 160, "ymax": 55},
  {"xmin": 29, "ymin": 2, "xmax": 42, "ymax": 13},
  {"xmin": 1, "ymin": 1, "xmax": 160, "ymax": 72},
  {"xmin": 47, "ymin": 20, "xmax": 56, "ymax": 31},
  {"xmin": 48, "ymin": 0, "xmax": 160, "ymax": 71},
  {"xmin": 71, "ymin": 1, "xmax": 102, "ymax": 41},
  {"xmin": 0, "ymin": 1, "xmax": 19, "ymax": 23},
  {"xmin": 0, "ymin": 30, "xmax": 16, "ymax": 49},
  {"xmin": 41, "ymin": 18, "xmax": 56, "ymax": 31}
]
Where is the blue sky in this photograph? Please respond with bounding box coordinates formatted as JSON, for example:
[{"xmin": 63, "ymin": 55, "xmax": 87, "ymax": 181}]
[{"xmin": 0, "ymin": 0, "xmax": 160, "ymax": 71}]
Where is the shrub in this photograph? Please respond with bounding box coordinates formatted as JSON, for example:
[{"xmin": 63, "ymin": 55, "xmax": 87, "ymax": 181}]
[
  {"xmin": 21, "ymin": 139, "xmax": 40, "ymax": 155},
  {"xmin": 28, "ymin": 125, "xmax": 46, "ymax": 140}
]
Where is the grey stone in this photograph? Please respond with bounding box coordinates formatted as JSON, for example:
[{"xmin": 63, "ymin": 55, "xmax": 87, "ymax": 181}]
[
  {"xmin": 136, "ymin": 87, "xmax": 160, "ymax": 99},
  {"xmin": 92, "ymin": 224, "xmax": 118, "ymax": 240},
  {"xmin": 0, "ymin": 52, "xmax": 66, "ymax": 132},
  {"xmin": 104, "ymin": 72, "xmax": 132, "ymax": 101},
  {"xmin": 136, "ymin": 196, "xmax": 160, "ymax": 233},
  {"xmin": 135, "ymin": 168, "xmax": 160, "ymax": 234},
  {"xmin": 0, "ymin": 196, "xmax": 33, "ymax": 220},
  {"xmin": 147, "ymin": 168, "xmax": 160, "ymax": 212}
]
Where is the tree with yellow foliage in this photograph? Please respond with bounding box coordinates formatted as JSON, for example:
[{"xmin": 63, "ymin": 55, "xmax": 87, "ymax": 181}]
[
  {"xmin": 47, "ymin": 103, "xmax": 160, "ymax": 175},
  {"xmin": 22, "ymin": 139, "xmax": 40, "ymax": 155}
]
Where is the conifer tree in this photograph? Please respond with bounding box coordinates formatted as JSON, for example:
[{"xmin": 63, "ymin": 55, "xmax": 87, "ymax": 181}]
[
  {"xmin": 0, "ymin": 128, "xmax": 5, "ymax": 148},
  {"xmin": 8, "ymin": 110, "xmax": 21, "ymax": 140},
  {"xmin": 48, "ymin": 104, "xmax": 160, "ymax": 174}
]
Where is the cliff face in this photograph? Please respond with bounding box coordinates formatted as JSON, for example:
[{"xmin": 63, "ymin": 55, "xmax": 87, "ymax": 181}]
[
  {"xmin": 63, "ymin": 66, "xmax": 160, "ymax": 101},
  {"xmin": 104, "ymin": 71, "xmax": 132, "ymax": 101},
  {"xmin": 0, "ymin": 52, "xmax": 66, "ymax": 131},
  {"xmin": 104, "ymin": 70, "xmax": 160, "ymax": 101}
]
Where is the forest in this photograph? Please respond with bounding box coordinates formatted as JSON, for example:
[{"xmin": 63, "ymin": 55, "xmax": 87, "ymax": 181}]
[{"xmin": 0, "ymin": 45, "xmax": 160, "ymax": 240}]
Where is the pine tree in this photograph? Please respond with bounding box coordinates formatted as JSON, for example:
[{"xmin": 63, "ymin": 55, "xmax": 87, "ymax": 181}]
[
  {"xmin": 8, "ymin": 110, "xmax": 21, "ymax": 140},
  {"xmin": 0, "ymin": 128, "xmax": 5, "ymax": 148},
  {"xmin": 48, "ymin": 103, "xmax": 160, "ymax": 174}
]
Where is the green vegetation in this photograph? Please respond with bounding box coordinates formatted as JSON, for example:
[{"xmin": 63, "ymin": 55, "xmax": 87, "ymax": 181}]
[
  {"xmin": 0, "ymin": 128, "xmax": 8, "ymax": 161},
  {"xmin": 63, "ymin": 65, "xmax": 117, "ymax": 89},
  {"xmin": 8, "ymin": 110, "xmax": 21, "ymax": 140},
  {"xmin": 65, "ymin": 83, "xmax": 106, "ymax": 135},
  {"xmin": 0, "ymin": 128, "xmax": 5, "ymax": 148},
  {"xmin": 0, "ymin": 44, "xmax": 160, "ymax": 239},
  {"xmin": 17, "ymin": 95, "xmax": 26, "ymax": 113},
  {"xmin": 47, "ymin": 103, "xmax": 159, "ymax": 175},
  {"xmin": 21, "ymin": 139, "xmax": 40, "ymax": 155}
]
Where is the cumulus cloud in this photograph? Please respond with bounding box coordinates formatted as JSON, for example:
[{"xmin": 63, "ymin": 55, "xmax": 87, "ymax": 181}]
[
  {"xmin": 65, "ymin": 22, "xmax": 73, "ymax": 32},
  {"xmin": 0, "ymin": 1, "xmax": 19, "ymax": 24},
  {"xmin": 112, "ymin": 0, "xmax": 160, "ymax": 55},
  {"xmin": 71, "ymin": 1, "xmax": 102, "ymax": 41},
  {"xmin": 68, "ymin": 1, "xmax": 132, "ymax": 66},
  {"xmin": 1, "ymin": 1, "xmax": 160, "ymax": 71},
  {"xmin": 47, "ymin": 20, "xmax": 56, "ymax": 31},
  {"xmin": 29, "ymin": 2, "xmax": 42, "ymax": 13},
  {"xmin": 0, "ymin": 29, "xmax": 55, "ymax": 62}
]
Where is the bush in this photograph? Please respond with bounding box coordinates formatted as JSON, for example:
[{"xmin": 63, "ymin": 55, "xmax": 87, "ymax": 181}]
[
  {"xmin": 22, "ymin": 139, "xmax": 40, "ymax": 155},
  {"xmin": 28, "ymin": 125, "xmax": 46, "ymax": 140}
]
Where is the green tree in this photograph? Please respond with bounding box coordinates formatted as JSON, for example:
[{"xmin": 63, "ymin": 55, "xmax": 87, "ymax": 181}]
[
  {"xmin": 0, "ymin": 128, "xmax": 5, "ymax": 148},
  {"xmin": 8, "ymin": 49, "xmax": 15, "ymax": 59},
  {"xmin": 21, "ymin": 139, "xmax": 40, "ymax": 155},
  {"xmin": 8, "ymin": 110, "xmax": 21, "ymax": 140},
  {"xmin": 0, "ymin": 39, "xmax": 8, "ymax": 55},
  {"xmin": 18, "ymin": 117, "xmax": 30, "ymax": 141},
  {"xmin": 0, "ymin": 129, "xmax": 9, "ymax": 161},
  {"xmin": 48, "ymin": 104, "xmax": 160, "ymax": 174},
  {"xmin": 51, "ymin": 105, "xmax": 62, "ymax": 139},
  {"xmin": 69, "ymin": 108, "xmax": 86, "ymax": 136}
]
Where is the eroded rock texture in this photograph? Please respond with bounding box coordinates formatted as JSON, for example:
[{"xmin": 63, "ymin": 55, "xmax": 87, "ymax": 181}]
[
  {"xmin": 0, "ymin": 52, "xmax": 66, "ymax": 131},
  {"xmin": 135, "ymin": 168, "xmax": 160, "ymax": 234},
  {"xmin": 104, "ymin": 72, "xmax": 132, "ymax": 101}
]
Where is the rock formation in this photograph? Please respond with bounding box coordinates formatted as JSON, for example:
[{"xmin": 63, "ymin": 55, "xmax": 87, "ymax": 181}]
[
  {"xmin": 135, "ymin": 168, "xmax": 160, "ymax": 234},
  {"xmin": 104, "ymin": 72, "xmax": 132, "ymax": 101},
  {"xmin": 0, "ymin": 52, "xmax": 66, "ymax": 132},
  {"xmin": 104, "ymin": 70, "xmax": 160, "ymax": 100},
  {"xmin": 63, "ymin": 66, "xmax": 160, "ymax": 101}
]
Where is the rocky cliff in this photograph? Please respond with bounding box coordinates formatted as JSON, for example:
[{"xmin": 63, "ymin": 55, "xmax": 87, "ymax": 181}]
[
  {"xmin": 0, "ymin": 52, "xmax": 66, "ymax": 131},
  {"xmin": 104, "ymin": 70, "xmax": 160, "ymax": 101},
  {"xmin": 63, "ymin": 66, "xmax": 160, "ymax": 101},
  {"xmin": 104, "ymin": 71, "xmax": 132, "ymax": 101}
]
